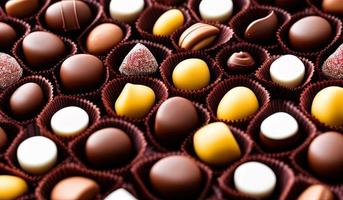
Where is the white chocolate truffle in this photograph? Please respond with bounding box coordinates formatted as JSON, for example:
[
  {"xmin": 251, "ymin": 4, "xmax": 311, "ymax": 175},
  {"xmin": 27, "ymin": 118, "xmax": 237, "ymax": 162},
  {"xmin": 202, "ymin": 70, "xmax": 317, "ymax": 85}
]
[
  {"xmin": 260, "ymin": 112, "xmax": 298, "ymax": 140},
  {"xmin": 109, "ymin": 0, "xmax": 145, "ymax": 23},
  {"xmin": 104, "ymin": 188, "xmax": 137, "ymax": 200},
  {"xmin": 199, "ymin": 0, "xmax": 233, "ymax": 23}
]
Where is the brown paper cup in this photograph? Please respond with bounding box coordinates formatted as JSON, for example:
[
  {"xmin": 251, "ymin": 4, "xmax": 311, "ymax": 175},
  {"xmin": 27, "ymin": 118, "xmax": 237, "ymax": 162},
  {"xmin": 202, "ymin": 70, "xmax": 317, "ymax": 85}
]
[
  {"xmin": 299, "ymin": 80, "xmax": 343, "ymax": 132},
  {"xmin": 36, "ymin": 95, "xmax": 101, "ymax": 144},
  {"xmin": 145, "ymin": 101, "xmax": 210, "ymax": 152},
  {"xmin": 206, "ymin": 76, "xmax": 270, "ymax": 129},
  {"xmin": 252, "ymin": 0, "xmax": 308, "ymax": 13},
  {"xmin": 218, "ymin": 155, "xmax": 295, "ymax": 200},
  {"xmin": 0, "ymin": 75, "xmax": 53, "ymax": 126},
  {"xmin": 246, "ymin": 100, "xmax": 317, "ymax": 159},
  {"xmin": 255, "ymin": 55, "xmax": 315, "ymax": 100},
  {"xmin": 0, "ymin": 119, "xmax": 23, "ymax": 158},
  {"xmin": 131, "ymin": 152, "xmax": 213, "ymax": 200},
  {"xmin": 35, "ymin": 163, "xmax": 124, "ymax": 200},
  {"xmin": 101, "ymin": 76, "xmax": 169, "ymax": 126},
  {"xmin": 160, "ymin": 51, "xmax": 224, "ymax": 102},
  {"xmin": 152, "ymin": 0, "xmax": 185, "ymax": 6}
]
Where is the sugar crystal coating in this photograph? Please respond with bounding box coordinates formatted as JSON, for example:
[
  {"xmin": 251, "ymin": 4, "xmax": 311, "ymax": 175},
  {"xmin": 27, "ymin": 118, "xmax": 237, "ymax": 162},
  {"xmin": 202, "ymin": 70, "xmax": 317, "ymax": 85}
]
[
  {"xmin": 0, "ymin": 53, "xmax": 23, "ymax": 89},
  {"xmin": 322, "ymin": 43, "xmax": 343, "ymax": 79}
]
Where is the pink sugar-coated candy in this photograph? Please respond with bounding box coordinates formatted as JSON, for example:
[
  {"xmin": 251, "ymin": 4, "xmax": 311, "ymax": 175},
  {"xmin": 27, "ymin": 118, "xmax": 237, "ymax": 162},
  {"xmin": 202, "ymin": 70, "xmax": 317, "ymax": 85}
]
[
  {"xmin": 119, "ymin": 43, "xmax": 158, "ymax": 75},
  {"xmin": 0, "ymin": 53, "xmax": 23, "ymax": 89},
  {"xmin": 322, "ymin": 43, "xmax": 343, "ymax": 79}
]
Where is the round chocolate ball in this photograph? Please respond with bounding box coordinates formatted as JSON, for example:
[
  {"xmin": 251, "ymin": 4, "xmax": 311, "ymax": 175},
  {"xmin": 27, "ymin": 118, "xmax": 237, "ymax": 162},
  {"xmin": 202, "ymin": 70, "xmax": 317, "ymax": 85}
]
[
  {"xmin": 5, "ymin": 0, "xmax": 39, "ymax": 18},
  {"xmin": 59, "ymin": 54, "xmax": 104, "ymax": 92},
  {"xmin": 0, "ymin": 127, "xmax": 8, "ymax": 151},
  {"xmin": 0, "ymin": 22, "xmax": 17, "ymax": 50},
  {"xmin": 85, "ymin": 128, "xmax": 133, "ymax": 167},
  {"xmin": 149, "ymin": 155, "xmax": 202, "ymax": 199},
  {"xmin": 0, "ymin": 53, "xmax": 23, "ymax": 89}
]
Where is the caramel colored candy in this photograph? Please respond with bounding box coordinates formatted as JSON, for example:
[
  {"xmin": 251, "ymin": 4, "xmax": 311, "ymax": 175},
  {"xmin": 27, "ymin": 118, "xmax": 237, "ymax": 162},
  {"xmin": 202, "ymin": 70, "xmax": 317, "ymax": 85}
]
[
  {"xmin": 0, "ymin": 175, "xmax": 28, "ymax": 200},
  {"xmin": 153, "ymin": 9, "xmax": 185, "ymax": 36},
  {"xmin": 322, "ymin": 0, "xmax": 343, "ymax": 15},
  {"xmin": 115, "ymin": 83, "xmax": 156, "ymax": 118},
  {"xmin": 297, "ymin": 184, "xmax": 334, "ymax": 200},
  {"xmin": 193, "ymin": 122, "xmax": 241, "ymax": 166},
  {"xmin": 5, "ymin": 0, "xmax": 39, "ymax": 18}
]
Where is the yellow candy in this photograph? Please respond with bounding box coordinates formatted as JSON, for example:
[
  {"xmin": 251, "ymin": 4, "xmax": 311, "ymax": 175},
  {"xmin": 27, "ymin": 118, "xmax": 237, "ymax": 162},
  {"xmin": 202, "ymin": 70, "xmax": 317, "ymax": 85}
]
[
  {"xmin": 311, "ymin": 86, "xmax": 343, "ymax": 127},
  {"xmin": 217, "ymin": 86, "xmax": 259, "ymax": 121},
  {"xmin": 193, "ymin": 122, "xmax": 241, "ymax": 166},
  {"xmin": 0, "ymin": 175, "xmax": 28, "ymax": 200},
  {"xmin": 153, "ymin": 9, "xmax": 185, "ymax": 36},
  {"xmin": 115, "ymin": 83, "xmax": 155, "ymax": 119},
  {"xmin": 172, "ymin": 58, "xmax": 210, "ymax": 90}
]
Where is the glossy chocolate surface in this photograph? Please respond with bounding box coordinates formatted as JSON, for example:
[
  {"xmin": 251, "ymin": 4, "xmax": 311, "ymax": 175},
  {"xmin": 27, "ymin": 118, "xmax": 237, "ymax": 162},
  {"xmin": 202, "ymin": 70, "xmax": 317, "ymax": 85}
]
[{"xmin": 0, "ymin": 22, "xmax": 17, "ymax": 50}]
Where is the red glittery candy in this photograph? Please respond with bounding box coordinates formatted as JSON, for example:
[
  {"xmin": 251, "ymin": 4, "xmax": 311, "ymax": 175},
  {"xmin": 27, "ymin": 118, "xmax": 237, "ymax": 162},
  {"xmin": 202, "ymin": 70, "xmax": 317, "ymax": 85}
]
[
  {"xmin": 119, "ymin": 43, "xmax": 158, "ymax": 75},
  {"xmin": 322, "ymin": 43, "xmax": 343, "ymax": 79},
  {"xmin": 0, "ymin": 53, "xmax": 23, "ymax": 89}
]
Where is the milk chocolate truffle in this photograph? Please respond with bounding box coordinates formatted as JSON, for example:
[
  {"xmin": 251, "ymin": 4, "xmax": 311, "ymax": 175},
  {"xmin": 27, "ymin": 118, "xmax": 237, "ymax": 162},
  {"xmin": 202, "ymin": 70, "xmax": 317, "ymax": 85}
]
[
  {"xmin": 60, "ymin": 54, "xmax": 104, "ymax": 92},
  {"xmin": 227, "ymin": 51, "xmax": 255, "ymax": 71},
  {"xmin": 0, "ymin": 175, "xmax": 28, "ymax": 200},
  {"xmin": 85, "ymin": 128, "xmax": 133, "ymax": 167},
  {"xmin": 154, "ymin": 97, "xmax": 199, "ymax": 144},
  {"xmin": 22, "ymin": 31, "xmax": 66, "ymax": 67},
  {"xmin": 0, "ymin": 22, "xmax": 17, "ymax": 50},
  {"xmin": 307, "ymin": 132, "xmax": 343, "ymax": 181},
  {"xmin": 297, "ymin": 184, "xmax": 334, "ymax": 200},
  {"xmin": 149, "ymin": 155, "xmax": 202, "ymax": 199},
  {"xmin": 5, "ymin": 0, "xmax": 39, "ymax": 18},
  {"xmin": 288, "ymin": 16, "xmax": 332, "ymax": 52},
  {"xmin": 9, "ymin": 82, "xmax": 45, "ymax": 118},
  {"xmin": 0, "ymin": 127, "xmax": 8, "ymax": 151},
  {"xmin": 322, "ymin": 0, "xmax": 343, "ymax": 15},
  {"xmin": 86, "ymin": 23, "xmax": 124, "ymax": 55},
  {"xmin": 322, "ymin": 43, "xmax": 343, "ymax": 79},
  {"xmin": 153, "ymin": 9, "xmax": 185, "ymax": 36},
  {"xmin": 50, "ymin": 176, "xmax": 100, "ymax": 200},
  {"xmin": 244, "ymin": 11, "xmax": 278, "ymax": 43},
  {"xmin": 109, "ymin": 0, "xmax": 145, "ymax": 23},
  {"xmin": 199, "ymin": 0, "xmax": 234, "ymax": 22},
  {"xmin": 45, "ymin": 0, "xmax": 92, "ymax": 31},
  {"xmin": 0, "ymin": 53, "xmax": 23, "ymax": 89}
]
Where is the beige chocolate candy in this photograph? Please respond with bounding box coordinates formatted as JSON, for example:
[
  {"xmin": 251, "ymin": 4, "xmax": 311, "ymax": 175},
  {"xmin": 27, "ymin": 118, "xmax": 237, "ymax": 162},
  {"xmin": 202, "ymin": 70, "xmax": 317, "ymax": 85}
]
[{"xmin": 297, "ymin": 184, "xmax": 334, "ymax": 200}]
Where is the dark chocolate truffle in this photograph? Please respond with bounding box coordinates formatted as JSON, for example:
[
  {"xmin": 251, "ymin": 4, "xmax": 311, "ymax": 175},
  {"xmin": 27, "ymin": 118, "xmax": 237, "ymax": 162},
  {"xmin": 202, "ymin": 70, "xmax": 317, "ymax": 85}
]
[
  {"xmin": 44, "ymin": 0, "xmax": 92, "ymax": 31},
  {"xmin": 22, "ymin": 31, "xmax": 66, "ymax": 67},
  {"xmin": 149, "ymin": 155, "xmax": 202, "ymax": 199},
  {"xmin": 322, "ymin": 43, "xmax": 343, "ymax": 79},
  {"xmin": 154, "ymin": 97, "xmax": 199, "ymax": 145},
  {"xmin": 0, "ymin": 53, "xmax": 23, "ymax": 89},
  {"xmin": 288, "ymin": 16, "xmax": 332, "ymax": 52},
  {"xmin": 9, "ymin": 82, "xmax": 45, "ymax": 118},
  {"xmin": 227, "ymin": 51, "xmax": 255, "ymax": 71},
  {"xmin": 307, "ymin": 132, "xmax": 343, "ymax": 182},
  {"xmin": 0, "ymin": 22, "xmax": 17, "ymax": 50},
  {"xmin": 0, "ymin": 127, "xmax": 8, "ymax": 151},
  {"xmin": 5, "ymin": 0, "xmax": 39, "ymax": 18},
  {"xmin": 85, "ymin": 128, "xmax": 133, "ymax": 167},
  {"xmin": 59, "ymin": 54, "xmax": 104, "ymax": 92}
]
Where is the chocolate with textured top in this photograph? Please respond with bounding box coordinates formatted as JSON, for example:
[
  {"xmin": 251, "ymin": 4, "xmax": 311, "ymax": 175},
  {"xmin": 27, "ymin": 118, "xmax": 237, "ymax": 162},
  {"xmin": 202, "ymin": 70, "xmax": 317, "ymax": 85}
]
[
  {"xmin": 0, "ymin": 22, "xmax": 17, "ymax": 50},
  {"xmin": 0, "ymin": 53, "xmax": 23, "ymax": 89},
  {"xmin": 227, "ymin": 51, "xmax": 255, "ymax": 71},
  {"xmin": 322, "ymin": 43, "xmax": 343, "ymax": 79},
  {"xmin": 5, "ymin": 0, "xmax": 39, "ymax": 18},
  {"xmin": 0, "ymin": 127, "xmax": 8, "ymax": 151}
]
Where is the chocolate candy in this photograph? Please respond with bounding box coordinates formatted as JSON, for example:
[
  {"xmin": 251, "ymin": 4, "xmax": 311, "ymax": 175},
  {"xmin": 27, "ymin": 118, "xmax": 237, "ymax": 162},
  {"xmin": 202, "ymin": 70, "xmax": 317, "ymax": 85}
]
[
  {"xmin": 17, "ymin": 136, "xmax": 58, "ymax": 174},
  {"xmin": 0, "ymin": 22, "xmax": 17, "ymax": 49},
  {"xmin": 322, "ymin": 43, "xmax": 343, "ymax": 79},
  {"xmin": 288, "ymin": 16, "xmax": 332, "ymax": 52},
  {"xmin": 178, "ymin": 23, "xmax": 220, "ymax": 50},
  {"xmin": 109, "ymin": 0, "xmax": 145, "ymax": 23},
  {"xmin": 104, "ymin": 188, "xmax": 137, "ymax": 200},
  {"xmin": 119, "ymin": 43, "xmax": 158, "ymax": 75},
  {"xmin": 322, "ymin": 0, "xmax": 343, "ymax": 15},
  {"xmin": 0, "ymin": 175, "xmax": 28, "ymax": 199},
  {"xmin": 244, "ymin": 11, "xmax": 278, "ymax": 43},
  {"xmin": 217, "ymin": 86, "xmax": 259, "ymax": 121},
  {"xmin": 86, "ymin": 23, "xmax": 124, "ymax": 55},
  {"xmin": 22, "ymin": 31, "xmax": 66, "ymax": 67},
  {"xmin": 153, "ymin": 9, "xmax": 185, "ymax": 36},
  {"xmin": 45, "ymin": 0, "xmax": 92, "ymax": 31},
  {"xmin": 149, "ymin": 155, "xmax": 202, "ymax": 199},
  {"xmin": 5, "ymin": 0, "xmax": 39, "ymax": 18},
  {"xmin": 0, "ymin": 53, "xmax": 23, "ymax": 89},
  {"xmin": 0, "ymin": 127, "xmax": 8, "ymax": 151},
  {"xmin": 311, "ymin": 86, "xmax": 343, "ymax": 127},
  {"xmin": 297, "ymin": 184, "xmax": 334, "ymax": 200},
  {"xmin": 60, "ymin": 54, "xmax": 104, "ymax": 92},
  {"xmin": 85, "ymin": 128, "xmax": 133, "ymax": 167},
  {"xmin": 227, "ymin": 51, "xmax": 255, "ymax": 71},
  {"xmin": 154, "ymin": 97, "xmax": 199, "ymax": 144},
  {"xmin": 199, "ymin": 0, "xmax": 233, "ymax": 22},
  {"xmin": 307, "ymin": 132, "xmax": 343, "ymax": 181},
  {"xmin": 50, "ymin": 176, "xmax": 100, "ymax": 200},
  {"xmin": 9, "ymin": 82, "xmax": 45, "ymax": 118},
  {"xmin": 172, "ymin": 58, "xmax": 211, "ymax": 90}
]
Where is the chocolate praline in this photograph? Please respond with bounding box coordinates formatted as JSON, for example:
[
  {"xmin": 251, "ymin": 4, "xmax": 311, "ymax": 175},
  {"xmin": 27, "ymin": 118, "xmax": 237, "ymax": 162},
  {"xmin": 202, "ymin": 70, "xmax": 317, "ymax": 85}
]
[
  {"xmin": 0, "ymin": 53, "xmax": 23, "ymax": 89},
  {"xmin": 322, "ymin": 43, "xmax": 343, "ymax": 79},
  {"xmin": 0, "ymin": 22, "xmax": 17, "ymax": 50},
  {"xmin": 227, "ymin": 51, "xmax": 255, "ymax": 71}
]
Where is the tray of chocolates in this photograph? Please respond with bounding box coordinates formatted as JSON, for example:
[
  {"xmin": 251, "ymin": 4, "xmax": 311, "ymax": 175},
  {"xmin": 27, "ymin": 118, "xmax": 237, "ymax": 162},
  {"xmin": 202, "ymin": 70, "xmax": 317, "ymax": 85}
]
[{"xmin": 0, "ymin": 0, "xmax": 342, "ymax": 199}]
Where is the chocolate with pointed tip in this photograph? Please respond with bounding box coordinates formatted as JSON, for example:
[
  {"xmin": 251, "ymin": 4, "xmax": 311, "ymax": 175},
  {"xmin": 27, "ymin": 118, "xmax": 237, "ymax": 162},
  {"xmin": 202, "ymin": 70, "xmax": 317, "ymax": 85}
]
[{"xmin": 227, "ymin": 51, "xmax": 256, "ymax": 71}]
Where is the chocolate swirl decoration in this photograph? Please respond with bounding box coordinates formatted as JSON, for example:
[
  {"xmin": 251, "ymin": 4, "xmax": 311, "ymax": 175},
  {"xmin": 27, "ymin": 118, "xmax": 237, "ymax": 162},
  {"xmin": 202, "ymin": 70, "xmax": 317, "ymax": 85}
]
[{"xmin": 227, "ymin": 51, "xmax": 256, "ymax": 71}]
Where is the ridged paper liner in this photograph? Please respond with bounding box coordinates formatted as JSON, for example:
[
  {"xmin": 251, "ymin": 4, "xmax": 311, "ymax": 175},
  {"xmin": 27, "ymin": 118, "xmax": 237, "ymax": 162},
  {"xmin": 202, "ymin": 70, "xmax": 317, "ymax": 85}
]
[
  {"xmin": 101, "ymin": 76, "xmax": 169, "ymax": 126},
  {"xmin": 152, "ymin": 0, "xmax": 185, "ymax": 6},
  {"xmin": 145, "ymin": 101, "xmax": 210, "ymax": 152},
  {"xmin": 299, "ymin": 80, "xmax": 343, "ymax": 132},
  {"xmin": 246, "ymin": 100, "xmax": 317, "ymax": 160},
  {"xmin": 171, "ymin": 20, "xmax": 234, "ymax": 53},
  {"xmin": 160, "ymin": 51, "xmax": 224, "ymax": 102},
  {"xmin": 0, "ymin": 75, "xmax": 54, "ymax": 126},
  {"xmin": 35, "ymin": 163, "xmax": 124, "ymax": 200},
  {"xmin": 218, "ymin": 155, "xmax": 295, "ymax": 200},
  {"xmin": 4, "ymin": 124, "xmax": 69, "ymax": 182},
  {"xmin": 283, "ymin": 175, "xmax": 343, "ymax": 200},
  {"xmin": 36, "ymin": 96, "xmax": 101, "ymax": 144},
  {"xmin": 252, "ymin": 0, "xmax": 308, "ymax": 13},
  {"xmin": 307, "ymin": 0, "xmax": 343, "ymax": 19},
  {"xmin": 215, "ymin": 42, "xmax": 271, "ymax": 77},
  {"xmin": 105, "ymin": 40, "xmax": 172, "ymax": 77},
  {"xmin": 130, "ymin": 152, "xmax": 213, "ymax": 200},
  {"xmin": 69, "ymin": 118, "xmax": 147, "ymax": 175},
  {"xmin": 0, "ymin": 119, "xmax": 23, "ymax": 159},
  {"xmin": 206, "ymin": 76, "xmax": 271, "ymax": 129},
  {"xmin": 229, "ymin": 5, "xmax": 291, "ymax": 51},
  {"xmin": 181, "ymin": 125, "xmax": 253, "ymax": 176},
  {"xmin": 255, "ymin": 55, "xmax": 315, "ymax": 100},
  {"xmin": 188, "ymin": 0, "xmax": 251, "ymax": 23},
  {"xmin": 277, "ymin": 8, "xmax": 342, "ymax": 60}
]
